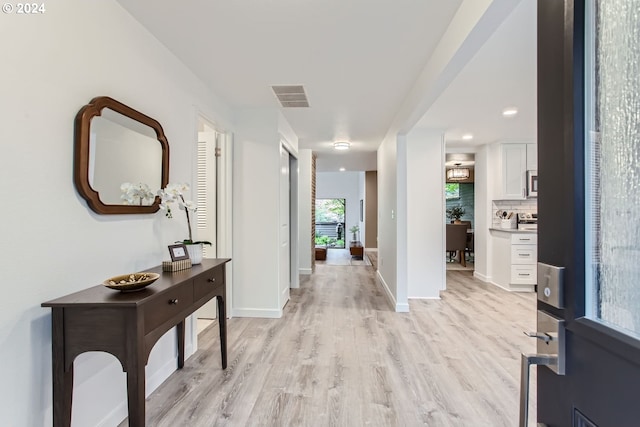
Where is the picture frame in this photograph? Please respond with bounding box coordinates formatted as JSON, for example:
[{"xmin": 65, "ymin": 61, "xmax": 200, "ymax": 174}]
[{"xmin": 168, "ymin": 243, "xmax": 190, "ymax": 262}]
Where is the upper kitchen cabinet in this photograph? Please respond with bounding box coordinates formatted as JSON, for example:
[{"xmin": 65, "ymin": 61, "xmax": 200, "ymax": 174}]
[
  {"xmin": 492, "ymin": 142, "xmax": 537, "ymax": 200},
  {"xmin": 526, "ymin": 143, "xmax": 537, "ymax": 171}
]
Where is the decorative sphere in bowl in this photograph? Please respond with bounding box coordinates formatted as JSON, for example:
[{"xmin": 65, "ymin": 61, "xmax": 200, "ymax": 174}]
[{"xmin": 103, "ymin": 272, "xmax": 160, "ymax": 292}]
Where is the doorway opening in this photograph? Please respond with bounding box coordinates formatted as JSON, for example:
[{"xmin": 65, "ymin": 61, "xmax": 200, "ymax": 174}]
[
  {"xmin": 444, "ymin": 155, "xmax": 475, "ymax": 272},
  {"xmin": 194, "ymin": 115, "xmax": 229, "ymax": 337},
  {"xmin": 315, "ymin": 198, "xmax": 346, "ymax": 249}
]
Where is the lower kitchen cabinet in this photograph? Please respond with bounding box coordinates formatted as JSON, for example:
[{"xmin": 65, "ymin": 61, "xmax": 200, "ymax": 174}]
[{"xmin": 489, "ymin": 229, "xmax": 537, "ymax": 292}]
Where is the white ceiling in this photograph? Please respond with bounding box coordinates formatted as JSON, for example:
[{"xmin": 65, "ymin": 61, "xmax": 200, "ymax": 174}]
[
  {"xmin": 417, "ymin": 0, "xmax": 537, "ymax": 150},
  {"xmin": 115, "ymin": 0, "xmax": 536, "ymax": 171}
]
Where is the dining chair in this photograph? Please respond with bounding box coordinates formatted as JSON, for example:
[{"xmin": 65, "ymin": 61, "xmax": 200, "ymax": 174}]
[
  {"xmin": 446, "ymin": 224, "xmax": 468, "ymax": 267},
  {"xmin": 457, "ymin": 221, "xmax": 473, "ymax": 261}
]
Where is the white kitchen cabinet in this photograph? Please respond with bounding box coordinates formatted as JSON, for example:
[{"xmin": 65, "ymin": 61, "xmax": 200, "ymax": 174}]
[
  {"xmin": 495, "ymin": 143, "xmax": 537, "ymax": 199},
  {"xmin": 489, "ymin": 229, "xmax": 537, "ymax": 292},
  {"xmin": 501, "ymin": 143, "xmax": 527, "ymax": 199},
  {"xmin": 526, "ymin": 143, "xmax": 538, "ymax": 170}
]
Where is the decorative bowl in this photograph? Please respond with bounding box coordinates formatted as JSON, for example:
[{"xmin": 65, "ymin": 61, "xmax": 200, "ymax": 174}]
[{"xmin": 103, "ymin": 272, "xmax": 160, "ymax": 292}]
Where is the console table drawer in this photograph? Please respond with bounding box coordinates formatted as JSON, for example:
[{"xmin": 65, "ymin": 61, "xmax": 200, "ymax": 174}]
[
  {"xmin": 193, "ymin": 268, "xmax": 224, "ymax": 301},
  {"xmin": 144, "ymin": 284, "xmax": 194, "ymax": 332}
]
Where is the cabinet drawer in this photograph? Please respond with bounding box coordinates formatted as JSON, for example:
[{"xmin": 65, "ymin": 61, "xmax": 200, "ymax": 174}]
[
  {"xmin": 511, "ymin": 265, "xmax": 537, "ymax": 284},
  {"xmin": 193, "ymin": 267, "xmax": 224, "ymax": 301},
  {"xmin": 144, "ymin": 283, "xmax": 194, "ymax": 332},
  {"xmin": 511, "ymin": 233, "xmax": 537, "ymax": 244},
  {"xmin": 511, "ymin": 245, "xmax": 537, "ymax": 264}
]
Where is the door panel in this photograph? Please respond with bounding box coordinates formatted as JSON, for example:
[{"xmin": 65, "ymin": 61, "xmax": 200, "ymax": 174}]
[
  {"xmin": 279, "ymin": 143, "xmax": 290, "ymax": 308},
  {"xmin": 537, "ymin": 2, "xmax": 640, "ymax": 426},
  {"xmin": 195, "ymin": 127, "xmax": 218, "ymax": 319}
]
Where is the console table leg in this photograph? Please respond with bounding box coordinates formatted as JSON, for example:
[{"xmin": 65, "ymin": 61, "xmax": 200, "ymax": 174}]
[
  {"xmin": 217, "ymin": 296, "xmax": 227, "ymax": 369},
  {"xmin": 126, "ymin": 361, "xmax": 146, "ymax": 427},
  {"xmin": 177, "ymin": 320, "xmax": 185, "ymax": 369},
  {"xmin": 52, "ymin": 309, "xmax": 73, "ymax": 427}
]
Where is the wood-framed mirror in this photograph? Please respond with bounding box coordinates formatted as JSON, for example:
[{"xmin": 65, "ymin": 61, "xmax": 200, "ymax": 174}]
[{"xmin": 74, "ymin": 96, "xmax": 169, "ymax": 214}]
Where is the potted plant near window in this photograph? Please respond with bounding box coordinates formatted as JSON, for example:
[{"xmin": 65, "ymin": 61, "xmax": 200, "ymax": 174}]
[
  {"xmin": 446, "ymin": 206, "xmax": 465, "ymax": 224},
  {"xmin": 349, "ymin": 225, "xmax": 360, "ymax": 242}
]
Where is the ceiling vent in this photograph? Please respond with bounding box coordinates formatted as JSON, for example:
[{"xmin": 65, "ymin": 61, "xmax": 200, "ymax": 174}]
[{"xmin": 272, "ymin": 85, "xmax": 309, "ymax": 108}]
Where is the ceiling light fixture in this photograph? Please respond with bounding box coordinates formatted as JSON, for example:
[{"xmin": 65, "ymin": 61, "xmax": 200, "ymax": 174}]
[
  {"xmin": 447, "ymin": 163, "xmax": 470, "ymax": 181},
  {"xmin": 339, "ymin": 167, "xmax": 346, "ymax": 172},
  {"xmin": 333, "ymin": 141, "xmax": 350, "ymax": 150},
  {"xmin": 462, "ymin": 134, "xmax": 473, "ymax": 140},
  {"xmin": 502, "ymin": 107, "xmax": 518, "ymax": 117}
]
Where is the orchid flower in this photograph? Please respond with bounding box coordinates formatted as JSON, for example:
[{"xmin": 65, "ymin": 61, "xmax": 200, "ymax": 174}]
[
  {"xmin": 157, "ymin": 183, "xmax": 209, "ymax": 245},
  {"xmin": 120, "ymin": 182, "xmax": 155, "ymax": 206}
]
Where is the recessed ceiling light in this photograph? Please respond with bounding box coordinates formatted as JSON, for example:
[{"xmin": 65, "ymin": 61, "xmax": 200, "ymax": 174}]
[
  {"xmin": 462, "ymin": 134, "xmax": 473, "ymax": 140},
  {"xmin": 502, "ymin": 107, "xmax": 518, "ymax": 117},
  {"xmin": 339, "ymin": 167, "xmax": 346, "ymax": 172},
  {"xmin": 333, "ymin": 141, "xmax": 350, "ymax": 150}
]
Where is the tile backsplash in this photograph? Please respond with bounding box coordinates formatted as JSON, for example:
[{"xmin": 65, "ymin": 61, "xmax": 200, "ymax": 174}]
[{"xmin": 492, "ymin": 199, "xmax": 538, "ymax": 227}]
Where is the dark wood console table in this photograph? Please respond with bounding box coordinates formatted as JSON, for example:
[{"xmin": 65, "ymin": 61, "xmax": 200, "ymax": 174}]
[
  {"xmin": 349, "ymin": 241, "xmax": 364, "ymax": 259},
  {"xmin": 42, "ymin": 258, "xmax": 231, "ymax": 427}
]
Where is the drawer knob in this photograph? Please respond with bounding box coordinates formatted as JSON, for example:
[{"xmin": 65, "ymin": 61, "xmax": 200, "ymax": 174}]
[
  {"xmin": 169, "ymin": 299, "xmax": 179, "ymax": 305},
  {"xmin": 207, "ymin": 278, "xmax": 216, "ymax": 283}
]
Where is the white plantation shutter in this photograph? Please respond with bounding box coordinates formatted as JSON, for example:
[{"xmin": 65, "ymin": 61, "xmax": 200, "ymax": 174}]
[{"xmin": 196, "ymin": 131, "xmax": 218, "ymax": 258}]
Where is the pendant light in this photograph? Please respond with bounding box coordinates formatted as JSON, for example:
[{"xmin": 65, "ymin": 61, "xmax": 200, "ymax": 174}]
[{"xmin": 447, "ymin": 163, "xmax": 470, "ymax": 181}]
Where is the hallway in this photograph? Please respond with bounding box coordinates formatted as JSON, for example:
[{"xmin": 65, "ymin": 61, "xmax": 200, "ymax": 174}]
[{"xmin": 130, "ymin": 264, "xmax": 537, "ymax": 426}]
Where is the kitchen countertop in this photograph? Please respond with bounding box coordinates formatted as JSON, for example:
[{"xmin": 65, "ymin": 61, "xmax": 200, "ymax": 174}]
[{"xmin": 489, "ymin": 227, "xmax": 537, "ymax": 234}]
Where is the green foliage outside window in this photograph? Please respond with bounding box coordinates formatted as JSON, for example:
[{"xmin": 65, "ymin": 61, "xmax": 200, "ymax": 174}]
[{"xmin": 445, "ymin": 183, "xmax": 460, "ymax": 200}]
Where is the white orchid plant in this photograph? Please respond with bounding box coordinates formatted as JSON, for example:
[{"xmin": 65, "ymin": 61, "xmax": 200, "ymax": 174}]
[
  {"xmin": 120, "ymin": 182, "xmax": 155, "ymax": 206},
  {"xmin": 157, "ymin": 183, "xmax": 211, "ymax": 246}
]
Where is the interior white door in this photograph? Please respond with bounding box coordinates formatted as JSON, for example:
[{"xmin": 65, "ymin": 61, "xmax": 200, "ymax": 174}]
[
  {"xmin": 195, "ymin": 128, "xmax": 218, "ymax": 319},
  {"xmin": 279, "ymin": 143, "xmax": 290, "ymax": 308}
]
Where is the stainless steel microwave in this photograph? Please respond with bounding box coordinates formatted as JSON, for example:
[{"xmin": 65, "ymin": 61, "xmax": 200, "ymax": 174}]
[{"xmin": 527, "ymin": 170, "xmax": 538, "ymax": 197}]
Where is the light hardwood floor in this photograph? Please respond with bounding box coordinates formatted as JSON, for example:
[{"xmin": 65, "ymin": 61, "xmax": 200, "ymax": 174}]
[{"xmin": 121, "ymin": 264, "xmax": 537, "ymax": 426}]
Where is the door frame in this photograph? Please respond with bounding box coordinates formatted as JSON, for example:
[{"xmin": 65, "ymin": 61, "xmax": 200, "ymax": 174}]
[
  {"xmin": 189, "ymin": 112, "xmax": 234, "ymax": 352},
  {"xmin": 280, "ymin": 137, "xmax": 300, "ymax": 301}
]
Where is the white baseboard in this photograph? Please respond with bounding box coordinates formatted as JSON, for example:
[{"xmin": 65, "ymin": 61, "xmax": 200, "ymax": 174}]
[
  {"xmin": 232, "ymin": 307, "xmax": 283, "ymax": 318},
  {"xmin": 485, "ymin": 279, "xmax": 534, "ymax": 293},
  {"xmin": 98, "ymin": 355, "xmax": 180, "ymax": 427},
  {"xmin": 98, "ymin": 401, "xmax": 128, "ymax": 427},
  {"xmin": 409, "ymin": 296, "xmax": 441, "ymax": 300},
  {"xmin": 488, "ymin": 280, "xmax": 511, "ymax": 292},
  {"xmin": 376, "ymin": 271, "xmax": 410, "ymax": 312},
  {"xmin": 146, "ymin": 356, "xmax": 181, "ymax": 396},
  {"xmin": 473, "ymin": 271, "xmax": 490, "ymax": 282},
  {"xmin": 395, "ymin": 302, "xmax": 410, "ymax": 312},
  {"xmin": 299, "ymin": 267, "xmax": 312, "ymax": 275}
]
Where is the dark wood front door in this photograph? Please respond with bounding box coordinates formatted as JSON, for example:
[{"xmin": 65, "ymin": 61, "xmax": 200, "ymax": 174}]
[{"xmin": 537, "ymin": 1, "xmax": 640, "ymax": 426}]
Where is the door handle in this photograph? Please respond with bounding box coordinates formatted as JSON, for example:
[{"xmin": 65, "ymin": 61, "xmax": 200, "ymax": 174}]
[
  {"xmin": 524, "ymin": 331, "xmax": 552, "ymax": 343},
  {"xmin": 519, "ymin": 353, "xmax": 558, "ymax": 427}
]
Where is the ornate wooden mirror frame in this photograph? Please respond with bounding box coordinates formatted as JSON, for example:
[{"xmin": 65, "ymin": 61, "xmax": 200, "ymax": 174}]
[{"xmin": 74, "ymin": 96, "xmax": 170, "ymax": 214}]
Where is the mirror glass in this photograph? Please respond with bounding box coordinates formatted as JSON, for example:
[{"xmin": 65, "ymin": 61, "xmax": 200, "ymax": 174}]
[
  {"xmin": 74, "ymin": 96, "xmax": 169, "ymax": 214},
  {"xmin": 89, "ymin": 109, "xmax": 163, "ymax": 205}
]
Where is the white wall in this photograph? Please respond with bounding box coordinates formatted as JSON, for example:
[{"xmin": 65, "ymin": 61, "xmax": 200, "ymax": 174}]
[
  {"xmin": 0, "ymin": 1, "xmax": 233, "ymax": 426},
  {"xmin": 377, "ymin": 135, "xmax": 402, "ymax": 310},
  {"xmin": 298, "ymin": 150, "xmax": 313, "ymax": 275},
  {"xmin": 316, "ymin": 172, "xmax": 361, "ymax": 240},
  {"xmin": 404, "ymin": 129, "xmax": 446, "ymax": 299},
  {"xmin": 233, "ymin": 109, "xmax": 280, "ymax": 318},
  {"xmin": 358, "ymin": 171, "xmax": 366, "ymax": 240},
  {"xmin": 232, "ymin": 109, "xmax": 298, "ymax": 317},
  {"xmin": 473, "ymin": 144, "xmax": 491, "ymax": 282}
]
